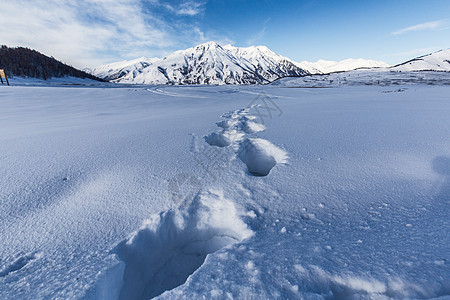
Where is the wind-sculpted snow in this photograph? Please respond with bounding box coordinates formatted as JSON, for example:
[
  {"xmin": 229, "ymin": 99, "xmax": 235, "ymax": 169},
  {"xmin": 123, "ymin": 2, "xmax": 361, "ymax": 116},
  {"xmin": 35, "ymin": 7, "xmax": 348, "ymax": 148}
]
[
  {"xmin": 91, "ymin": 189, "xmax": 253, "ymax": 300},
  {"xmin": 0, "ymin": 253, "xmax": 41, "ymax": 278},
  {"xmin": 204, "ymin": 106, "xmax": 288, "ymax": 176}
]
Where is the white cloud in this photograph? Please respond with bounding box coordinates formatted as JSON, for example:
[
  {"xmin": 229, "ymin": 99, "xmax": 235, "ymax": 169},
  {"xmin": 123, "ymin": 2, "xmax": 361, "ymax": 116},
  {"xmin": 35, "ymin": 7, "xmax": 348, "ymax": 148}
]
[
  {"xmin": 392, "ymin": 20, "xmax": 445, "ymax": 35},
  {"xmin": 164, "ymin": 1, "xmax": 207, "ymax": 16},
  {"xmin": 247, "ymin": 18, "xmax": 271, "ymax": 46},
  {"xmin": 247, "ymin": 27, "xmax": 266, "ymax": 46},
  {"xmin": 0, "ymin": 0, "xmax": 212, "ymax": 68}
]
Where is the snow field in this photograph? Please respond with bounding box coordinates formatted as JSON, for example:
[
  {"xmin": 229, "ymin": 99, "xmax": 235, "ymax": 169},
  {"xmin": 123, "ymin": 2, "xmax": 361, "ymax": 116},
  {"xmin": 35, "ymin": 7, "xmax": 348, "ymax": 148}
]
[{"xmin": 0, "ymin": 84, "xmax": 449, "ymax": 299}]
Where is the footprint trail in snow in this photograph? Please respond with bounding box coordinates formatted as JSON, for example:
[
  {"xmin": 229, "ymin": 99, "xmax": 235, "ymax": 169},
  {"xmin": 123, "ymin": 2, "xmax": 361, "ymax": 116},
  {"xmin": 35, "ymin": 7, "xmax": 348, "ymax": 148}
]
[
  {"xmin": 90, "ymin": 105, "xmax": 288, "ymax": 299},
  {"xmin": 204, "ymin": 106, "xmax": 288, "ymax": 176}
]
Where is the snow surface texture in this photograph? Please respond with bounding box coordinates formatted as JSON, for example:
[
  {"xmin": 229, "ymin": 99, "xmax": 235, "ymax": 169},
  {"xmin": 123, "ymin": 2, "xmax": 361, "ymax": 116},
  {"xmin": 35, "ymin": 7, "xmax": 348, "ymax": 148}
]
[
  {"xmin": 90, "ymin": 42, "xmax": 307, "ymax": 85},
  {"xmin": 0, "ymin": 83, "xmax": 449, "ymax": 299}
]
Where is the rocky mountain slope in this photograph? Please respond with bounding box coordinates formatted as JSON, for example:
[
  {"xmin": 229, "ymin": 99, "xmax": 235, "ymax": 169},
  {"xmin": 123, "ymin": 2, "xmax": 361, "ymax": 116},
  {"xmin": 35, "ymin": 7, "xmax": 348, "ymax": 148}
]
[{"xmin": 90, "ymin": 42, "xmax": 307, "ymax": 84}]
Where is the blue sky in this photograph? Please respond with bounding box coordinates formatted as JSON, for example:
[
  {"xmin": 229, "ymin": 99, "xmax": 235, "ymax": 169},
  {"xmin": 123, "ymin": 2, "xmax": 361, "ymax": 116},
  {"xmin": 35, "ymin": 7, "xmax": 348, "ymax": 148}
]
[{"xmin": 1, "ymin": 0, "xmax": 449, "ymax": 68}]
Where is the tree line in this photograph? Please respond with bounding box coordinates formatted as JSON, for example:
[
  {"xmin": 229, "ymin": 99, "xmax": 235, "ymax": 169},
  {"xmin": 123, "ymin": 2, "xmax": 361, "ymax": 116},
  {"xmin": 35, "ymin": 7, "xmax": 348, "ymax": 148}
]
[{"xmin": 0, "ymin": 45, "xmax": 105, "ymax": 81}]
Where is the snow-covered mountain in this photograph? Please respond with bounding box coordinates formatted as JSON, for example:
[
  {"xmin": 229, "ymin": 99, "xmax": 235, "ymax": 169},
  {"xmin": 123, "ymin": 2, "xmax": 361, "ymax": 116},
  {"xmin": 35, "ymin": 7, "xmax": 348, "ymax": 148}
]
[
  {"xmin": 87, "ymin": 57, "xmax": 159, "ymax": 81},
  {"xmin": 391, "ymin": 49, "xmax": 450, "ymax": 72},
  {"xmin": 292, "ymin": 49, "xmax": 450, "ymax": 76},
  {"xmin": 90, "ymin": 42, "xmax": 307, "ymax": 84},
  {"xmin": 90, "ymin": 44, "xmax": 450, "ymax": 85},
  {"xmin": 296, "ymin": 58, "xmax": 390, "ymax": 74},
  {"xmin": 222, "ymin": 44, "xmax": 306, "ymax": 82}
]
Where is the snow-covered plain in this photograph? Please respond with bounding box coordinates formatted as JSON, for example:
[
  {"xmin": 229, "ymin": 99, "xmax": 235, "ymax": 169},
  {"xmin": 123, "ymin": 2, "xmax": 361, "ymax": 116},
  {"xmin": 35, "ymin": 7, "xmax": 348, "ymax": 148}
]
[
  {"xmin": 273, "ymin": 70, "xmax": 450, "ymax": 88},
  {"xmin": 0, "ymin": 81, "xmax": 449, "ymax": 299}
]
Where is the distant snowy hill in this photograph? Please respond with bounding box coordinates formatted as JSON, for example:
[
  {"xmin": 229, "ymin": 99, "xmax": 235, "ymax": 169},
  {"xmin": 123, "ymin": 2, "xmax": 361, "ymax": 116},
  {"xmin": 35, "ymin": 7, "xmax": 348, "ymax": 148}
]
[
  {"xmin": 90, "ymin": 42, "xmax": 307, "ymax": 84},
  {"xmin": 296, "ymin": 49, "xmax": 450, "ymax": 74},
  {"xmin": 391, "ymin": 49, "xmax": 450, "ymax": 72},
  {"xmin": 86, "ymin": 57, "xmax": 159, "ymax": 82},
  {"xmin": 295, "ymin": 58, "xmax": 390, "ymax": 74},
  {"xmin": 273, "ymin": 49, "xmax": 450, "ymax": 88}
]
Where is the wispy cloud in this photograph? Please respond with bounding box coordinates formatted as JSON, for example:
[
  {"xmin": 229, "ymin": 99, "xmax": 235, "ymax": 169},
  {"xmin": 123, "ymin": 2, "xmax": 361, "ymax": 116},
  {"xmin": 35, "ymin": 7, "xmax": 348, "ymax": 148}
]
[
  {"xmin": 0, "ymin": 0, "xmax": 213, "ymax": 68},
  {"xmin": 162, "ymin": 1, "xmax": 207, "ymax": 16},
  {"xmin": 247, "ymin": 27, "xmax": 266, "ymax": 46},
  {"xmin": 247, "ymin": 18, "xmax": 271, "ymax": 46},
  {"xmin": 380, "ymin": 47, "xmax": 442, "ymax": 65},
  {"xmin": 383, "ymin": 47, "xmax": 440, "ymax": 58},
  {"xmin": 392, "ymin": 20, "xmax": 446, "ymax": 35}
]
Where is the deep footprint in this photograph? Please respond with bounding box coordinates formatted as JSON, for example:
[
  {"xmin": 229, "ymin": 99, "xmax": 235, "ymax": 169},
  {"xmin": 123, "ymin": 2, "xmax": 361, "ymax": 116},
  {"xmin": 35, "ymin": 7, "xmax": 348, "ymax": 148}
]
[
  {"xmin": 239, "ymin": 138, "xmax": 288, "ymax": 176},
  {"xmin": 204, "ymin": 107, "xmax": 264, "ymax": 148},
  {"xmin": 204, "ymin": 106, "xmax": 288, "ymax": 176},
  {"xmin": 204, "ymin": 130, "xmax": 245, "ymax": 147},
  {"xmin": 113, "ymin": 189, "xmax": 253, "ymax": 300}
]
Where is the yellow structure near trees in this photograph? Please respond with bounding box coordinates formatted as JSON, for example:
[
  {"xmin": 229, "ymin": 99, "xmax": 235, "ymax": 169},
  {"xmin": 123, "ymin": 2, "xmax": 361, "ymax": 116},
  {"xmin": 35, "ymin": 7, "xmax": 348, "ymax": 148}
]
[{"xmin": 0, "ymin": 69, "xmax": 10, "ymax": 85}]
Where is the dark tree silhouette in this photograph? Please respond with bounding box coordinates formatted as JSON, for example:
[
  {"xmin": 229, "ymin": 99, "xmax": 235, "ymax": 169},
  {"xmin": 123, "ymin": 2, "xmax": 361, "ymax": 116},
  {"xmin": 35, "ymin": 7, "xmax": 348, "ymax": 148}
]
[{"xmin": 0, "ymin": 45, "xmax": 105, "ymax": 81}]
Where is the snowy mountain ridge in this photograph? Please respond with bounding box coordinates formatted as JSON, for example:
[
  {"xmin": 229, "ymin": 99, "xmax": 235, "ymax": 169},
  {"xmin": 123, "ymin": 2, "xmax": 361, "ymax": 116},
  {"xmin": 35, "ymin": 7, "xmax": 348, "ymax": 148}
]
[
  {"xmin": 90, "ymin": 42, "xmax": 307, "ymax": 85},
  {"xmin": 289, "ymin": 49, "xmax": 450, "ymax": 74},
  {"xmin": 86, "ymin": 56, "xmax": 159, "ymax": 82},
  {"xmin": 296, "ymin": 58, "xmax": 390, "ymax": 74},
  {"xmin": 391, "ymin": 49, "xmax": 450, "ymax": 72},
  {"xmin": 90, "ymin": 44, "xmax": 450, "ymax": 85}
]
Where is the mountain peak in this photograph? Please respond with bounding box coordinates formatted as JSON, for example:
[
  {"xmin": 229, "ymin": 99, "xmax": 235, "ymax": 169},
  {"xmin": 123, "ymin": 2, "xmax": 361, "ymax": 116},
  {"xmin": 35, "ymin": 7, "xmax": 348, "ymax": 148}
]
[
  {"xmin": 195, "ymin": 41, "xmax": 221, "ymax": 50},
  {"xmin": 90, "ymin": 42, "xmax": 308, "ymax": 85}
]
